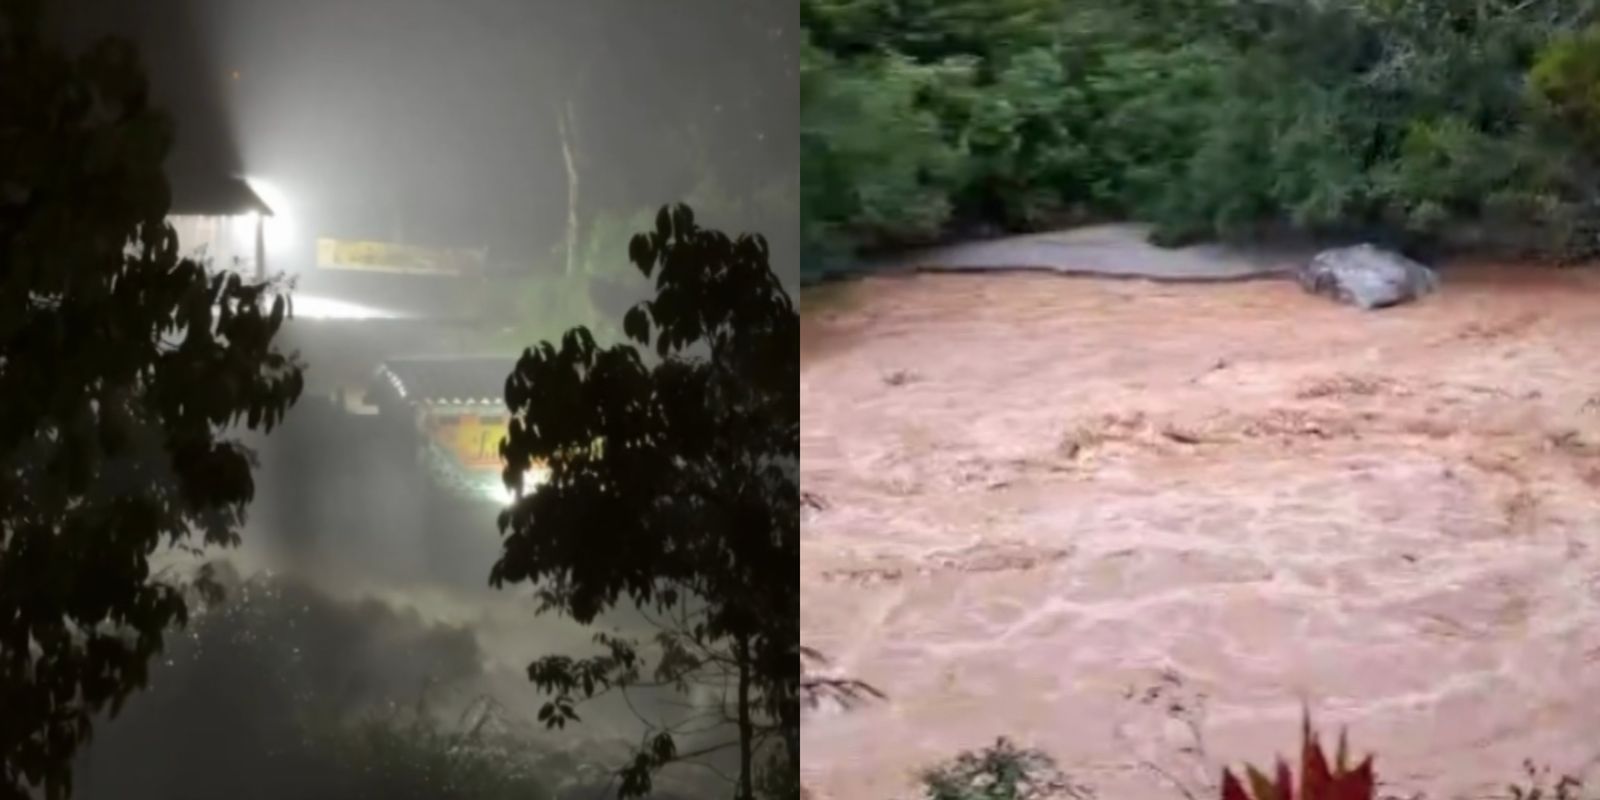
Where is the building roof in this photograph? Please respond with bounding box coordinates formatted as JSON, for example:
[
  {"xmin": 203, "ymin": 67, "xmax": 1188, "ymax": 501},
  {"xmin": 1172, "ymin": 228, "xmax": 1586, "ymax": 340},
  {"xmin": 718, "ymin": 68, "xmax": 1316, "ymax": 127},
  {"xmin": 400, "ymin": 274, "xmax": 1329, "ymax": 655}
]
[
  {"xmin": 369, "ymin": 356, "xmax": 517, "ymax": 408},
  {"xmin": 167, "ymin": 173, "xmax": 273, "ymax": 217}
]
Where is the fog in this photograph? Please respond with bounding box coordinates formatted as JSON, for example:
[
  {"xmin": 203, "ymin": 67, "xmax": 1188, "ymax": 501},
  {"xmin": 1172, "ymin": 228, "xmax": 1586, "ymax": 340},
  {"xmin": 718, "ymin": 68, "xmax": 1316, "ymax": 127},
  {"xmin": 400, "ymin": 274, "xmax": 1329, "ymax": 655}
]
[
  {"xmin": 58, "ymin": 0, "xmax": 797, "ymax": 301},
  {"xmin": 42, "ymin": 1, "xmax": 796, "ymax": 797}
]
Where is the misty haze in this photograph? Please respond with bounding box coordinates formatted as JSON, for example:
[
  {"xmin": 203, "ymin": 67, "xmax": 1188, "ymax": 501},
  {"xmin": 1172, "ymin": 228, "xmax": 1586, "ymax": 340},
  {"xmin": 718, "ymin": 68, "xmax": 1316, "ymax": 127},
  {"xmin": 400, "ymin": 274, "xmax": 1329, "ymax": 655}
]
[{"xmin": 1, "ymin": 1, "xmax": 797, "ymax": 798}]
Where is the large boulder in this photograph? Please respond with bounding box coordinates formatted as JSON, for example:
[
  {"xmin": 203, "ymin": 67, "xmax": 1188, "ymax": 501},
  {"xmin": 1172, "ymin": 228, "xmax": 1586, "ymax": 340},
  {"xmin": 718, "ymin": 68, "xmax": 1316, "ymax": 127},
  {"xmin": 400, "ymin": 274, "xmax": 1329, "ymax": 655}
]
[{"xmin": 1296, "ymin": 244, "xmax": 1439, "ymax": 309}]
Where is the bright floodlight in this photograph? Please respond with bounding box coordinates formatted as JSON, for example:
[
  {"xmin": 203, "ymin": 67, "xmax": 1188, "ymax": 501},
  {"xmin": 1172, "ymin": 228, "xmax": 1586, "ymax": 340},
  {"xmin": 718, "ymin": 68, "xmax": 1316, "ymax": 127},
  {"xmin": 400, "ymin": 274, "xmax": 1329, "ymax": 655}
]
[
  {"xmin": 244, "ymin": 176, "xmax": 296, "ymax": 261},
  {"xmin": 229, "ymin": 210, "xmax": 261, "ymax": 246},
  {"xmin": 485, "ymin": 482, "xmax": 516, "ymax": 507},
  {"xmin": 291, "ymin": 294, "xmax": 405, "ymax": 321},
  {"xmin": 483, "ymin": 465, "xmax": 549, "ymax": 507}
]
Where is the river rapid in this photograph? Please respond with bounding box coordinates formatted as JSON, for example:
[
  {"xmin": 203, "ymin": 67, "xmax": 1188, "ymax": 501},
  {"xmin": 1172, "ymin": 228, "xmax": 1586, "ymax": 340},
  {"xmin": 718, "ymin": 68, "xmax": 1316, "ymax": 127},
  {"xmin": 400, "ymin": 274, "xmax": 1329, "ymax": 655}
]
[{"xmin": 802, "ymin": 264, "xmax": 1600, "ymax": 799}]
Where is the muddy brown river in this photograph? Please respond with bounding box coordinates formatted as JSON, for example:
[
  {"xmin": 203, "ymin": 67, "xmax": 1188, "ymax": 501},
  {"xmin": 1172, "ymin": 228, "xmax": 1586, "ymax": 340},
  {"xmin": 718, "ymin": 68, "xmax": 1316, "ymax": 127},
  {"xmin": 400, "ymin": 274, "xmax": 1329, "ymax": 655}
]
[{"xmin": 801, "ymin": 264, "xmax": 1600, "ymax": 800}]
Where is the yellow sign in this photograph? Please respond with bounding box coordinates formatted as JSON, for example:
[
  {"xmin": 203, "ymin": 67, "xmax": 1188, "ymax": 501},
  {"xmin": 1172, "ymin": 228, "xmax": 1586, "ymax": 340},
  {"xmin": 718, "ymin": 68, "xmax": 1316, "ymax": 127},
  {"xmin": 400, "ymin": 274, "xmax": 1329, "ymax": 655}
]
[
  {"xmin": 316, "ymin": 237, "xmax": 485, "ymax": 276},
  {"xmin": 428, "ymin": 413, "xmax": 508, "ymax": 471}
]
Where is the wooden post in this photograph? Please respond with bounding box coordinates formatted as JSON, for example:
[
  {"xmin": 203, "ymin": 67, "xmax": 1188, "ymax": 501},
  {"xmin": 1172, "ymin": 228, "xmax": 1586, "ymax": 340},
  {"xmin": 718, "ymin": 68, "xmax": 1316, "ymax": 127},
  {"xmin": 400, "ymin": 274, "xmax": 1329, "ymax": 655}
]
[{"xmin": 254, "ymin": 211, "xmax": 267, "ymax": 281}]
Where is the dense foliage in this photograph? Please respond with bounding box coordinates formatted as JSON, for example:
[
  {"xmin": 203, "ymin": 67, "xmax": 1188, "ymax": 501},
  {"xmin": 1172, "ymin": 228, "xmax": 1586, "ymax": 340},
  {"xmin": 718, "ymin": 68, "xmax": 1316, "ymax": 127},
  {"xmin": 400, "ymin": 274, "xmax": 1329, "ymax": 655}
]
[
  {"xmin": 495, "ymin": 204, "xmax": 797, "ymax": 798},
  {"xmin": 0, "ymin": 4, "xmax": 303, "ymax": 797},
  {"xmin": 802, "ymin": 0, "xmax": 1600, "ymax": 277}
]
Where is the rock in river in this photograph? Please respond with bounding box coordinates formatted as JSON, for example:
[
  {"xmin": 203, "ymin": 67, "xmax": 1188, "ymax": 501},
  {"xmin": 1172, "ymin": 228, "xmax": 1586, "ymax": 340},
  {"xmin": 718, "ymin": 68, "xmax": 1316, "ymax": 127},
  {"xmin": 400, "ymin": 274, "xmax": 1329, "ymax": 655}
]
[{"xmin": 1296, "ymin": 244, "xmax": 1439, "ymax": 310}]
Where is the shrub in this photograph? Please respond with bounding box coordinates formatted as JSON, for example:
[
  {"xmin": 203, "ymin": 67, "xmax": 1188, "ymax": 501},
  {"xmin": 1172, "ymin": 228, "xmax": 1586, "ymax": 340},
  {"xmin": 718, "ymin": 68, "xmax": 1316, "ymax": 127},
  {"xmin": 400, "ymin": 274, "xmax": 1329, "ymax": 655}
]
[
  {"xmin": 1529, "ymin": 24, "xmax": 1600, "ymax": 147},
  {"xmin": 1507, "ymin": 761, "xmax": 1586, "ymax": 800},
  {"xmin": 918, "ymin": 738, "xmax": 1092, "ymax": 800},
  {"xmin": 291, "ymin": 702, "xmax": 553, "ymax": 800}
]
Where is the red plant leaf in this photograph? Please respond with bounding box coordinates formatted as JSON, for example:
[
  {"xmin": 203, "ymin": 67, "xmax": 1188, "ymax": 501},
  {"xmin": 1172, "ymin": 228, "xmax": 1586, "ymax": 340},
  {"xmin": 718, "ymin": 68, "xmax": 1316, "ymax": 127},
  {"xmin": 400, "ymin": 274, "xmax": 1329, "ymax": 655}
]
[
  {"xmin": 1224, "ymin": 715, "xmax": 1373, "ymax": 800},
  {"xmin": 1303, "ymin": 727, "xmax": 1333, "ymax": 800},
  {"xmin": 1247, "ymin": 765, "xmax": 1280, "ymax": 800},
  {"xmin": 1276, "ymin": 757, "xmax": 1295, "ymax": 800},
  {"xmin": 1223, "ymin": 769, "xmax": 1253, "ymax": 800},
  {"xmin": 1336, "ymin": 756, "xmax": 1375, "ymax": 800}
]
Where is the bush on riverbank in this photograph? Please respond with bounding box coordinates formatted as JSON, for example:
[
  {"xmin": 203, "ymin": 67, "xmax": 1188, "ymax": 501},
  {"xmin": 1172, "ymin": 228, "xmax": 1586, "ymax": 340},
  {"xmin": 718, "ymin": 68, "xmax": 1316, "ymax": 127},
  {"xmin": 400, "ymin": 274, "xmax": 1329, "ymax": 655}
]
[
  {"xmin": 918, "ymin": 738, "xmax": 1091, "ymax": 800},
  {"xmin": 913, "ymin": 724, "xmax": 1591, "ymax": 800},
  {"xmin": 801, "ymin": 0, "xmax": 1600, "ymax": 278}
]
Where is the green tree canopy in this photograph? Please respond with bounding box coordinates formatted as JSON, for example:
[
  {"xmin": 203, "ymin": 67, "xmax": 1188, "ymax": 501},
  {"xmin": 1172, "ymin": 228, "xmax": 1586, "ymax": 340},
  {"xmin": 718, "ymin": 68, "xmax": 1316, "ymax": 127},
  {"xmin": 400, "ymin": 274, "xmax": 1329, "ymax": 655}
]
[
  {"xmin": 801, "ymin": 0, "xmax": 1600, "ymax": 275},
  {"xmin": 494, "ymin": 203, "xmax": 797, "ymax": 799},
  {"xmin": 1530, "ymin": 23, "xmax": 1600, "ymax": 147},
  {"xmin": 0, "ymin": 5, "xmax": 303, "ymax": 796}
]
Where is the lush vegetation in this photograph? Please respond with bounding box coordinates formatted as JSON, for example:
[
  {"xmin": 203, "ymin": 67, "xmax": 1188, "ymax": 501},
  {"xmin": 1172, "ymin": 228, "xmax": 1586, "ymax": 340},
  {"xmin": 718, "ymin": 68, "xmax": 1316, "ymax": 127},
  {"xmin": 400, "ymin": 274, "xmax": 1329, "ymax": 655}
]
[{"xmin": 802, "ymin": 0, "xmax": 1600, "ymax": 277}]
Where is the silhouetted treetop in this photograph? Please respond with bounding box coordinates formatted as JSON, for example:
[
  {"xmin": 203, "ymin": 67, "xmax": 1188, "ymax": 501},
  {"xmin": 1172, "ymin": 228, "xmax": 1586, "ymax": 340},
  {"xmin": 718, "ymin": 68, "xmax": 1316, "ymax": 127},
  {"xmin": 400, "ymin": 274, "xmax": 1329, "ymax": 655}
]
[{"xmin": 494, "ymin": 203, "xmax": 796, "ymax": 799}]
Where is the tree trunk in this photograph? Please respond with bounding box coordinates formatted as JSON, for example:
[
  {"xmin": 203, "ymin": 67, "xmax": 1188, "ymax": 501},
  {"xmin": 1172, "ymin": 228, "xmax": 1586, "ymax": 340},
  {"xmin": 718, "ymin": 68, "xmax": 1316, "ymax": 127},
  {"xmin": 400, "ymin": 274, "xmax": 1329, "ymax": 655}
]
[
  {"xmin": 558, "ymin": 100, "xmax": 580, "ymax": 280},
  {"xmin": 783, "ymin": 677, "xmax": 800, "ymax": 796},
  {"xmin": 254, "ymin": 211, "xmax": 266, "ymax": 281},
  {"xmin": 737, "ymin": 635, "xmax": 755, "ymax": 800}
]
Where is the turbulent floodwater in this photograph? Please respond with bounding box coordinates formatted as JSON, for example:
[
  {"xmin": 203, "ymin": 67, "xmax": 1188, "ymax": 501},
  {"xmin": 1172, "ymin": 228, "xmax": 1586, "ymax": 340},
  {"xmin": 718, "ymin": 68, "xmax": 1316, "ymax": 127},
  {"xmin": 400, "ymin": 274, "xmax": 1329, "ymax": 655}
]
[{"xmin": 801, "ymin": 264, "xmax": 1600, "ymax": 800}]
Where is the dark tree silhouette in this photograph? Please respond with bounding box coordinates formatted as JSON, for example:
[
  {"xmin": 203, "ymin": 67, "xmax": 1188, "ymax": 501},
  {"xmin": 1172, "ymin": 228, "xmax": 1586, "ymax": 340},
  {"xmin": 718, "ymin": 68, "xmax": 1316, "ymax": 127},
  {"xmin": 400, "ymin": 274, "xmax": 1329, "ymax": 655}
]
[
  {"xmin": 494, "ymin": 203, "xmax": 797, "ymax": 799},
  {"xmin": 800, "ymin": 646, "xmax": 884, "ymax": 711},
  {"xmin": 0, "ymin": 5, "xmax": 304, "ymax": 797}
]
